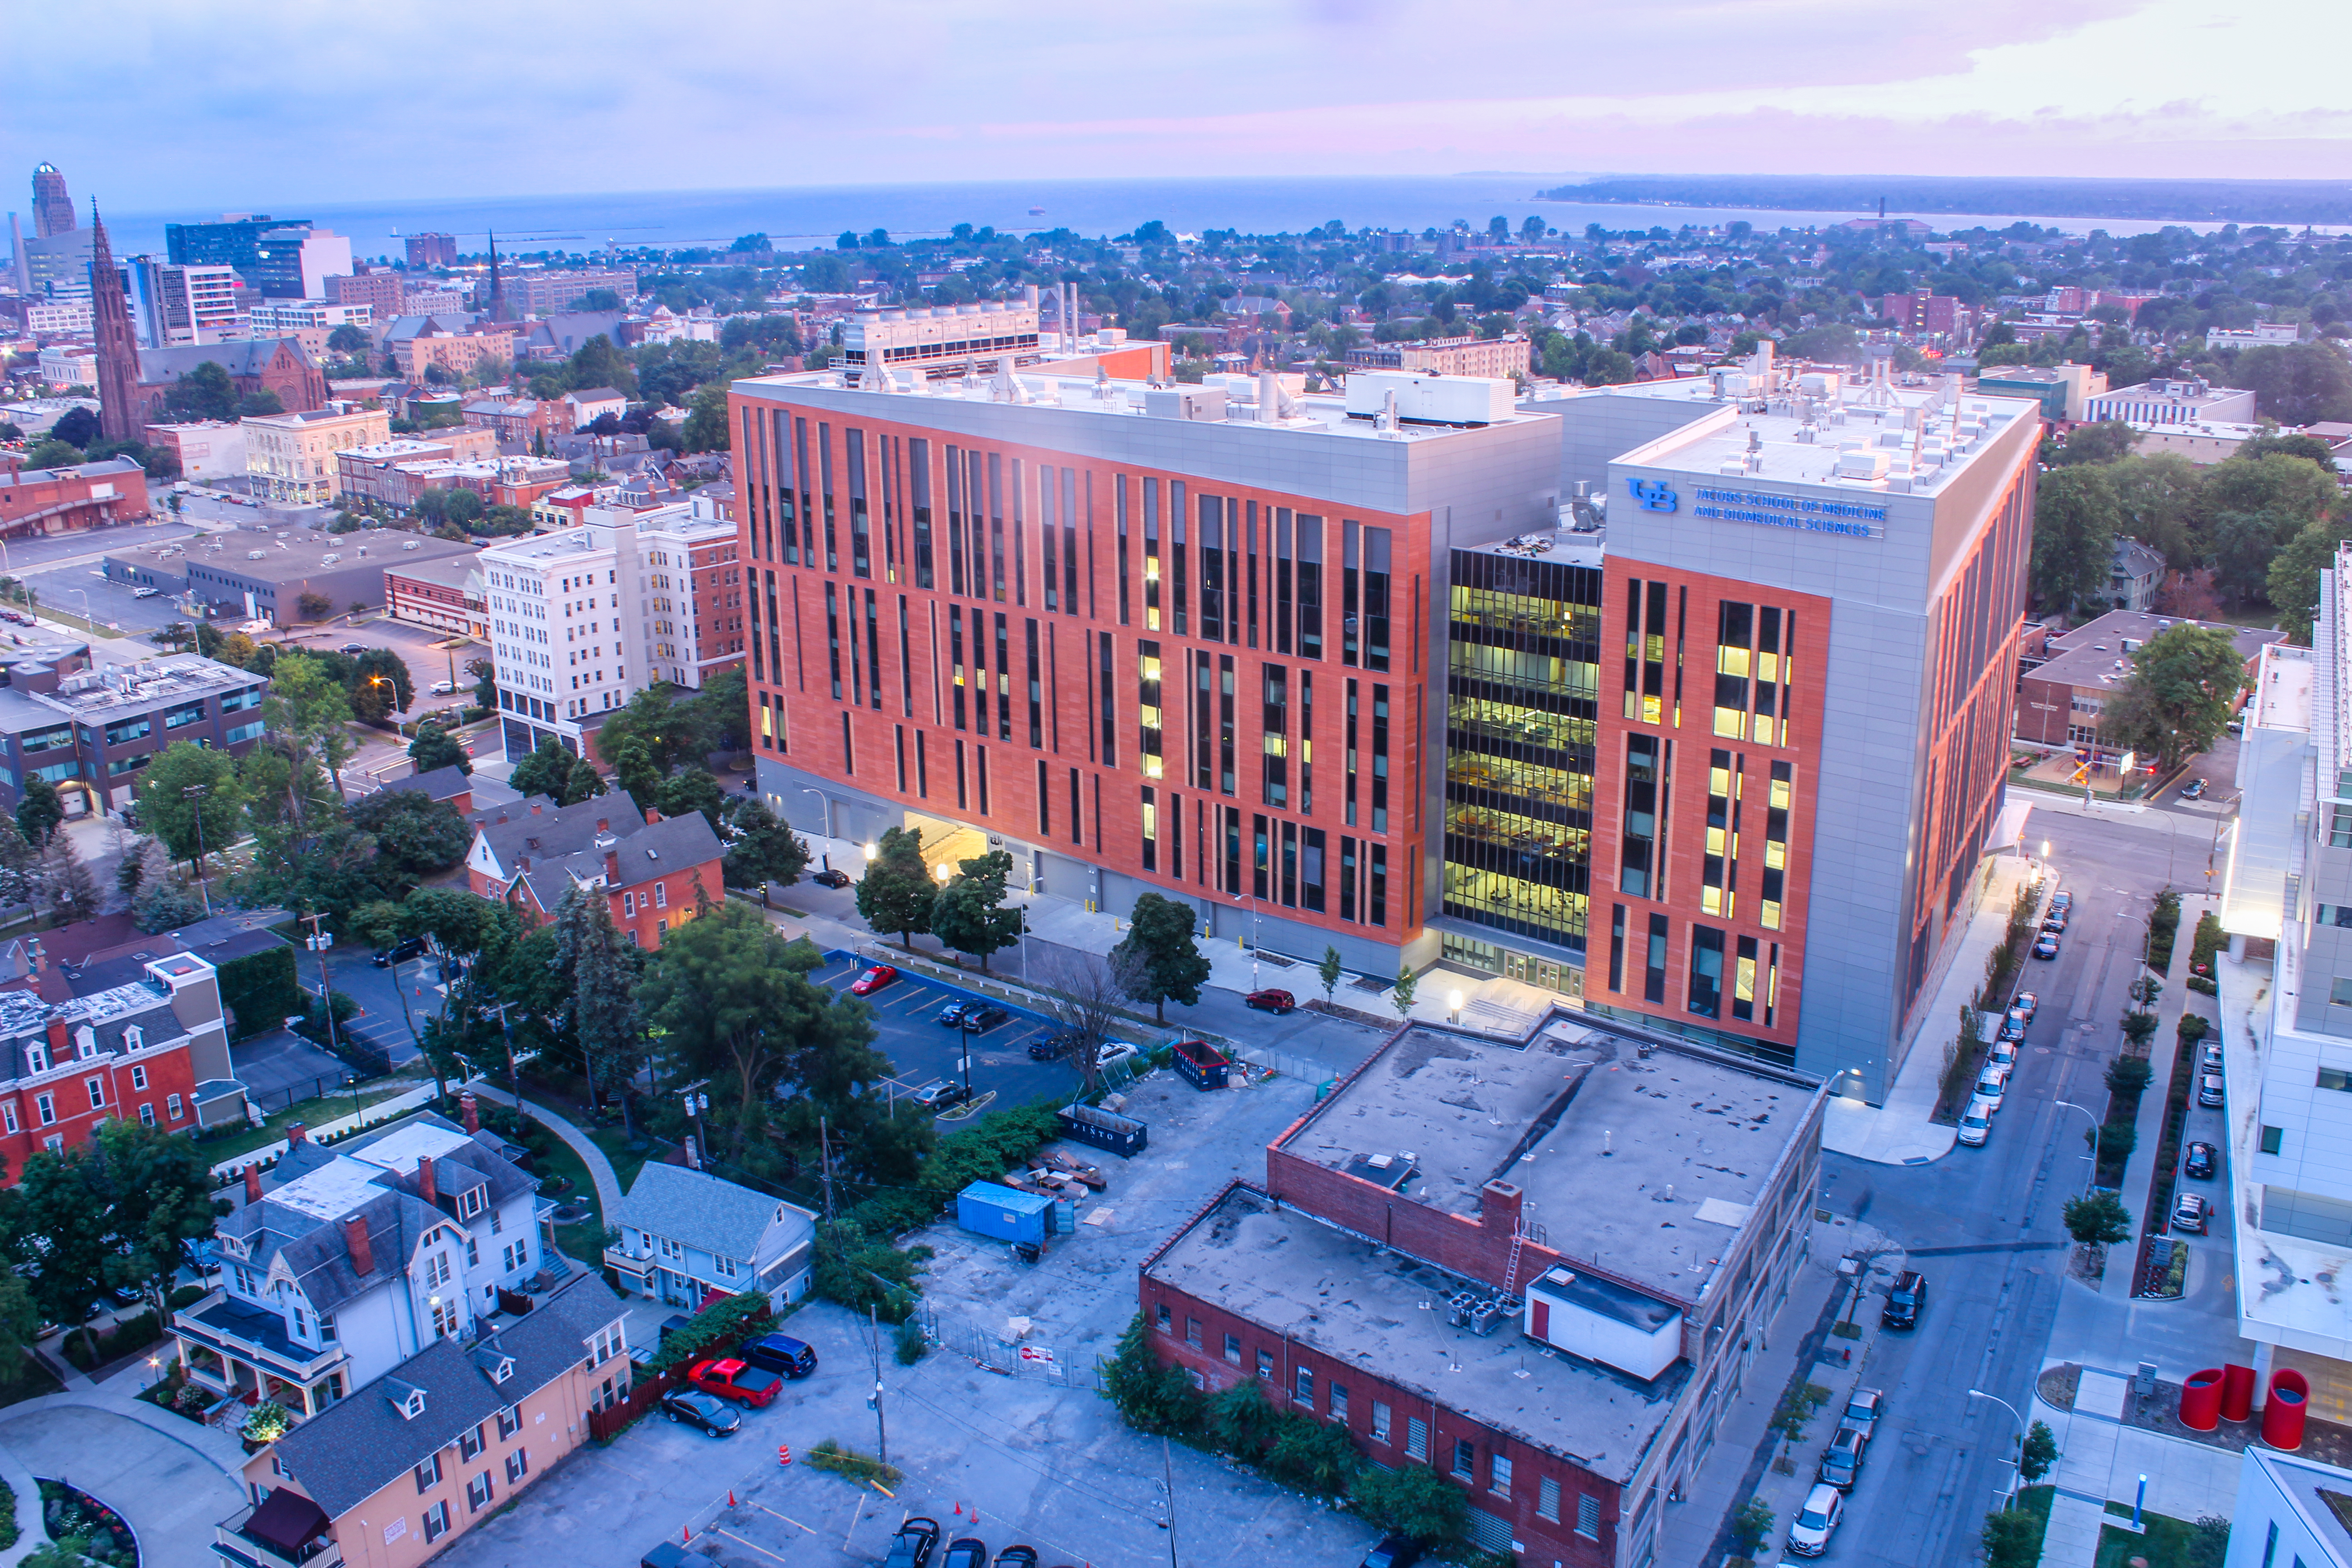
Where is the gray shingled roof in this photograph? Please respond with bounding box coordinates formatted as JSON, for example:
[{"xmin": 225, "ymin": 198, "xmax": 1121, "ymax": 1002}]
[
  {"xmin": 613, "ymin": 1162, "xmax": 794, "ymax": 1264},
  {"xmin": 137, "ymin": 338, "xmax": 317, "ymax": 382},
  {"xmin": 472, "ymin": 793, "xmax": 648, "ymax": 882},
  {"xmin": 515, "ymin": 809, "xmax": 724, "ymax": 912},
  {"xmin": 267, "ymin": 1273, "xmax": 625, "ymax": 1517},
  {"xmin": 378, "ymin": 764, "xmax": 471, "ymax": 804}
]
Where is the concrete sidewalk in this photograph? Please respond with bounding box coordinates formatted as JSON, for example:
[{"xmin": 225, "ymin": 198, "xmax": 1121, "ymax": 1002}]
[
  {"xmin": 2035, "ymin": 1366, "xmax": 2243, "ymax": 1567},
  {"xmin": 1823, "ymin": 853, "xmax": 2043, "ymax": 1166}
]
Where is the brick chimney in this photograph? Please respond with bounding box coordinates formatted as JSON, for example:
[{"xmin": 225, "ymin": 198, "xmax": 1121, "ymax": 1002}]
[
  {"xmin": 596, "ymin": 818, "xmax": 609, "ymax": 834},
  {"xmin": 286, "ymin": 1122, "xmax": 306, "ymax": 1146},
  {"xmin": 495, "ymin": 811, "xmax": 509, "ymax": 825},
  {"xmin": 530, "ymin": 801, "xmax": 543, "ymax": 815},
  {"xmin": 461, "ymin": 1092, "xmax": 480, "ymax": 1135},
  {"xmin": 1480, "ymin": 1180, "xmax": 1523, "ymax": 1238},
  {"xmin": 645, "ymin": 807, "xmax": 661, "ymax": 824},
  {"xmin": 244, "ymin": 1163, "xmax": 263, "ymax": 1204},
  {"xmin": 604, "ymin": 850, "xmax": 621, "ymax": 883},
  {"xmin": 45, "ymin": 1017, "xmax": 67, "ymax": 1057},
  {"xmin": 344, "ymin": 1215, "xmax": 374, "ymax": 1276},
  {"xmin": 419, "ymin": 1155, "xmax": 439, "ymax": 1207}
]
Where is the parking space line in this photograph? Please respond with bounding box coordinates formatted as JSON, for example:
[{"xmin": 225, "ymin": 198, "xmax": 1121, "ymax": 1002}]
[
  {"xmin": 752, "ymin": 1505, "xmax": 818, "ymax": 1536},
  {"xmin": 713, "ymin": 1529, "xmax": 790, "ymax": 1564}
]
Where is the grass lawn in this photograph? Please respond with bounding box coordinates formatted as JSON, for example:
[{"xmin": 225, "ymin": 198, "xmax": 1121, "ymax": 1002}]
[
  {"xmin": 525, "ymin": 1131, "xmax": 608, "ymax": 1266},
  {"xmin": 2097, "ymin": 1500, "xmax": 2223, "ymax": 1567},
  {"xmin": 197, "ymin": 1076, "xmax": 430, "ymax": 1163}
]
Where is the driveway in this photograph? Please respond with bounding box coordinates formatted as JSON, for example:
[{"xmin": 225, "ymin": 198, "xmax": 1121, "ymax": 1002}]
[{"xmin": 0, "ymin": 1400, "xmax": 243, "ymax": 1568}]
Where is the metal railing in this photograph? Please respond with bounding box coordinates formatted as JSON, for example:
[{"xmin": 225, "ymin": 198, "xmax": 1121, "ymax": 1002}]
[{"xmin": 214, "ymin": 1505, "xmax": 344, "ymax": 1568}]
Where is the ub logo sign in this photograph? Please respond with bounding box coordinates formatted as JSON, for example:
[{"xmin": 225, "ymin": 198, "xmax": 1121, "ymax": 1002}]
[{"xmin": 1627, "ymin": 478, "xmax": 1678, "ymax": 513}]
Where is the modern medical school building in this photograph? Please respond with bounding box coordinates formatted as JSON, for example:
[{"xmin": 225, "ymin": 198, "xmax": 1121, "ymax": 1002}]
[{"xmin": 728, "ymin": 351, "xmax": 2037, "ymax": 1101}]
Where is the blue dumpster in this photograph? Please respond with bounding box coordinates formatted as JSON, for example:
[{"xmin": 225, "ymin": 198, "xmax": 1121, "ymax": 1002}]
[{"xmin": 956, "ymin": 1181, "xmax": 1055, "ymax": 1245}]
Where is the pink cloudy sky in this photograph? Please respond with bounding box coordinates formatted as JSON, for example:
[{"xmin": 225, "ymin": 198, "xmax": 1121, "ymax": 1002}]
[{"xmin": 7, "ymin": 0, "xmax": 2341, "ymax": 208}]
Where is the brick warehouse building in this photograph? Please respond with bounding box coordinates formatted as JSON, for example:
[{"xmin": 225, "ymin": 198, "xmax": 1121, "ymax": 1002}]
[
  {"xmin": 729, "ymin": 350, "xmax": 2038, "ymax": 1102},
  {"xmin": 1142, "ymin": 1015, "xmax": 1827, "ymax": 1568}
]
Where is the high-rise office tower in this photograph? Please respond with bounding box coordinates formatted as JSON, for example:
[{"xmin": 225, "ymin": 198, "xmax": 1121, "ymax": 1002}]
[{"xmin": 31, "ymin": 163, "xmax": 73, "ymax": 239}]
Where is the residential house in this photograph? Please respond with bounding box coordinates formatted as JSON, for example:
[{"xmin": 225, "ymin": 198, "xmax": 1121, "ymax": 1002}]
[
  {"xmin": 222, "ymin": 1271, "xmax": 629, "ymax": 1568},
  {"xmin": 500, "ymin": 806, "xmax": 726, "ymax": 948},
  {"xmin": 0, "ymin": 951, "xmax": 228, "ymax": 1164},
  {"xmin": 2110, "ymin": 537, "xmax": 2166, "ymax": 612},
  {"xmin": 463, "ymin": 794, "xmax": 650, "ymax": 898},
  {"xmin": 603, "ymin": 1161, "xmax": 817, "ymax": 1311},
  {"xmin": 172, "ymin": 1104, "xmax": 555, "ymax": 1423},
  {"xmin": 563, "ymin": 387, "xmax": 628, "ymax": 429}
]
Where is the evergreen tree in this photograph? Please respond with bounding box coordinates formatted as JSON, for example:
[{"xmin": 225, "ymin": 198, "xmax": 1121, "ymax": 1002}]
[
  {"xmin": 551, "ymin": 885, "xmax": 643, "ymax": 1134},
  {"xmin": 15, "ymin": 777, "xmax": 63, "ymax": 849},
  {"xmin": 407, "ymin": 722, "xmax": 471, "ymax": 776}
]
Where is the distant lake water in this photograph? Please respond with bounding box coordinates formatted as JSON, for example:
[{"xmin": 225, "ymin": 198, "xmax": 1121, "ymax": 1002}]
[{"xmin": 91, "ymin": 175, "xmax": 2301, "ymax": 262}]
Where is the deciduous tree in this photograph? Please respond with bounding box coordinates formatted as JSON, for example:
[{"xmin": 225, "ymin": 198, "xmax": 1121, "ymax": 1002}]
[
  {"xmin": 853, "ymin": 826, "xmax": 934, "ymax": 948},
  {"xmin": 1111, "ymin": 892, "xmax": 1211, "ymax": 1022},
  {"xmin": 2099, "ymin": 622, "xmax": 2251, "ymax": 773},
  {"xmin": 722, "ymin": 800, "xmax": 809, "ymax": 891},
  {"xmin": 137, "ymin": 742, "xmax": 245, "ymax": 872},
  {"xmin": 407, "ymin": 722, "xmax": 471, "ymax": 776},
  {"xmin": 2031, "ymin": 466, "xmax": 2119, "ymax": 614}
]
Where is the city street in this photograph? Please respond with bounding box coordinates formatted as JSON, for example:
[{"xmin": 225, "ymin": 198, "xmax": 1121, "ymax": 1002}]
[{"xmin": 1807, "ymin": 794, "xmax": 2232, "ymax": 1566}]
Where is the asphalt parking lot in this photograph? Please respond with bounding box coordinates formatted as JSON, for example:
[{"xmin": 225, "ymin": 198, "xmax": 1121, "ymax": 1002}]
[{"xmin": 809, "ymin": 952, "xmax": 1142, "ymax": 1115}]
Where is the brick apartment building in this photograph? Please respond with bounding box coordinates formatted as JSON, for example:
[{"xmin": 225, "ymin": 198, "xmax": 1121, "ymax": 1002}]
[
  {"xmin": 1143, "ymin": 1015, "xmax": 1826, "ymax": 1568},
  {"xmin": 384, "ymin": 554, "xmax": 485, "ymax": 637},
  {"xmin": 1344, "ymin": 333, "xmax": 1532, "ymax": 379}
]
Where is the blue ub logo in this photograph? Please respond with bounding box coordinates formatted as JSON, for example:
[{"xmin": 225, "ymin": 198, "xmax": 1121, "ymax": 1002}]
[{"xmin": 1627, "ymin": 478, "xmax": 1678, "ymax": 513}]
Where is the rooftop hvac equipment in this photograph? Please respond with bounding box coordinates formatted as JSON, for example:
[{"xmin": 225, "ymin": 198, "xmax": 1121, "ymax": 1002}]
[
  {"xmin": 321, "ymin": 554, "xmax": 341, "ymax": 564},
  {"xmin": 1344, "ymin": 370, "xmax": 1514, "ymax": 428},
  {"xmin": 246, "ymin": 550, "xmax": 267, "ymax": 560}
]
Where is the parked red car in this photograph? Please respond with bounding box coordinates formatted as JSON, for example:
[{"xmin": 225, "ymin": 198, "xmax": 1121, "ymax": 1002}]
[
  {"xmin": 1245, "ymin": 989, "xmax": 1296, "ymax": 1014},
  {"xmin": 686, "ymin": 1358, "xmax": 783, "ymax": 1408},
  {"xmin": 851, "ymin": 964, "xmax": 899, "ymax": 995}
]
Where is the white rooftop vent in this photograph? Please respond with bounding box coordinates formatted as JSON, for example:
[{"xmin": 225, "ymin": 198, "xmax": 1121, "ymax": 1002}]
[
  {"xmin": 321, "ymin": 553, "xmax": 342, "ymax": 564},
  {"xmin": 245, "ymin": 550, "xmax": 267, "ymax": 560},
  {"xmin": 402, "ymin": 541, "xmax": 421, "ymax": 550},
  {"xmin": 1836, "ymin": 451, "xmax": 1890, "ymax": 480}
]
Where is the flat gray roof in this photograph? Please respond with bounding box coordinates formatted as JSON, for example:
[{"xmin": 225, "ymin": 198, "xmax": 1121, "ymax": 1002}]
[
  {"xmin": 2034, "ymin": 609, "xmax": 2282, "ymax": 691},
  {"xmin": 1277, "ymin": 1022, "xmax": 1813, "ymax": 1303},
  {"xmin": 1148, "ymin": 1184, "xmax": 1683, "ymax": 1482},
  {"xmin": 130, "ymin": 528, "xmax": 477, "ymax": 587}
]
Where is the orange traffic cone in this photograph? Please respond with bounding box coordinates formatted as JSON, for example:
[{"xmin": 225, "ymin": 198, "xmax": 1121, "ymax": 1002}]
[{"xmin": 727, "ymin": 1490, "xmax": 736, "ymax": 1507}]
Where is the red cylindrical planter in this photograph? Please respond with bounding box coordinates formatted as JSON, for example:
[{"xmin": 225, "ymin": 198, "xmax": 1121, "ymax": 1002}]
[
  {"xmin": 2180, "ymin": 1368, "xmax": 2225, "ymax": 1431},
  {"xmin": 2265, "ymin": 1371, "xmax": 2310, "ymax": 1450},
  {"xmin": 2222, "ymin": 1364, "xmax": 2258, "ymax": 1423}
]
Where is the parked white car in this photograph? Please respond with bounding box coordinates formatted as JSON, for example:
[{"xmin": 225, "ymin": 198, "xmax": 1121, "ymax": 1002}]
[
  {"xmin": 1787, "ymin": 1483, "xmax": 1844, "ymax": 1557},
  {"xmin": 1973, "ymin": 1066, "xmax": 2009, "ymax": 1112},
  {"xmin": 1958, "ymin": 1098, "xmax": 1995, "ymax": 1147}
]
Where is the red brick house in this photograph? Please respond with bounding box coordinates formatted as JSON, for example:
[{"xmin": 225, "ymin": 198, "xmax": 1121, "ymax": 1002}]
[
  {"xmin": 0, "ymin": 951, "xmax": 227, "ymax": 1167},
  {"xmin": 1140, "ymin": 1018, "xmax": 1825, "ymax": 1568},
  {"xmin": 462, "ymin": 795, "xmax": 725, "ymax": 946}
]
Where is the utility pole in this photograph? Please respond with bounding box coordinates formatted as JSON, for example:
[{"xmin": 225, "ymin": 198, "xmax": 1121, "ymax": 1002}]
[
  {"xmin": 817, "ymin": 1116, "xmax": 838, "ymax": 1225},
  {"xmin": 867, "ymin": 1303, "xmax": 888, "ymax": 1466},
  {"xmin": 1163, "ymin": 1436, "xmax": 1181, "ymax": 1568},
  {"xmin": 677, "ymin": 1076, "xmax": 710, "ymax": 1170},
  {"xmin": 183, "ymin": 783, "xmax": 213, "ymax": 916},
  {"xmin": 485, "ymin": 999, "xmax": 520, "ymax": 1104},
  {"xmin": 300, "ymin": 910, "xmax": 340, "ymax": 1058}
]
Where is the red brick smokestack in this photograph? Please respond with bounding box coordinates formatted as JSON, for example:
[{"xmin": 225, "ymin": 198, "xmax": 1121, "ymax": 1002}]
[
  {"xmin": 344, "ymin": 1216, "xmax": 374, "ymax": 1276},
  {"xmin": 244, "ymin": 1164, "xmax": 262, "ymax": 1204},
  {"xmin": 419, "ymin": 1155, "xmax": 438, "ymax": 1207},
  {"xmin": 286, "ymin": 1123, "xmax": 306, "ymax": 1145},
  {"xmin": 461, "ymin": 1092, "xmax": 480, "ymax": 1135}
]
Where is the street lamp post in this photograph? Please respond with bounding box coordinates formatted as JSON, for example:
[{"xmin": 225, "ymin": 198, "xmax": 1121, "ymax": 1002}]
[
  {"xmin": 2054, "ymin": 1100, "xmax": 2100, "ymax": 1197},
  {"xmin": 1231, "ymin": 892, "xmax": 1260, "ymax": 990},
  {"xmin": 182, "ymin": 783, "xmax": 213, "ymax": 916},
  {"xmin": 799, "ymin": 787, "xmax": 833, "ymax": 864},
  {"xmin": 1967, "ymin": 1389, "xmax": 2029, "ymax": 1507}
]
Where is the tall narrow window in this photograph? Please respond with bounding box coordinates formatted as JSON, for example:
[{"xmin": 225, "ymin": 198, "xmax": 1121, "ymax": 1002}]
[
  {"xmin": 1275, "ymin": 508, "xmax": 1294, "ymax": 654},
  {"xmin": 1117, "ymin": 475, "xmax": 1132, "ymax": 625},
  {"xmin": 818, "ymin": 422, "xmax": 838, "ymax": 572},
  {"xmin": 1036, "ymin": 757, "xmax": 1050, "ymax": 837},
  {"xmin": 1761, "ymin": 760, "xmax": 1793, "ymax": 930},
  {"xmin": 1261, "ymin": 664, "xmax": 1289, "ymax": 807},
  {"xmin": 987, "ymin": 453, "xmax": 1006, "ymax": 602},
  {"xmin": 1137, "ymin": 642, "xmax": 1164, "ymax": 779},
  {"xmin": 1099, "ymin": 632, "xmax": 1119, "ymax": 767},
  {"xmin": 1245, "ymin": 500, "xmax": 1261, "ymax": 648},
  {"xmin": 1344, "ymin": 677, "xmax": 1360, "ymax": 826},
  {"xmin": 1363, "ymin": 525, "xmax": 1392, "ymax": 671},
  {"xmin": 1298, "ymin": 671, "xmax": 1314, "ymax": 813},
  {"xmin": 1701, "ymin": 748, "xmax": 1737, "ymax": 918},
  {"xmin": 1192, "ymin": 652, "xmax": 1214, "ymax": 791},
  {"xmin": 1040, "ymin": 466, "xmax": 1059, "ymax": 613},
  {"xmin": 909, "ymin": 437, "xmax": 934, "ymax": 588},
  {"xmin": 1141, "ymin": 786, "xmax": 1158, "ymax": 871},
  {"xmin": 1368, "ymin": 843, "xmax": 1387, "ymax": 927},
  {"xmin": 1025, "ymin": 619, "xmax": 1044, "ymax": 748},
  {"xmin": 1062, "ymin": 467, "xmax": 1080, "ymax": 615},
  {"xmin": 1689, "ymin": 926, "xmax": 1725, "ymax": 1018},
  {"xmin": 1199, "ymin": 495, "xmax": 1224, "ymax": 642},
  {"xmin": 1170, "ymin": 481, "xmax": 1189, "ymax": 635},
  {"xmin": 994, "ymin": 612, "xmax": 1013, "ymax": 740},
  {"xmin": 1012, "ymin": 458, "xmax": 1028, "ymax": 607},
  {"xmin": 823, "ymin": 583, "xmax": 843, "ymax": 701},
  {"xmin": 1296, "ymin": 513, "xmax": 1323, "ymax": 659},
  {"xmin": 1219, "ymin": 656, "xmax": 1237, "ymax": 797},
  {"xmin": 1644, "ymin": 913, "xmax": 1669, "ymax": 1004},
  {"xmin": 865, "ymin": 589, "xmax": 883, "ymax": 712},
  {"xmin": 845, "ymin": 427, "xmax": 871, "ymax": 578},
  {"xmin": 1369, "ymin": 684, "xmax": 1389, "ymax": 833},
  {"xmin": 1622, "ymin": 735, "xmax": 1659, "ymax": 898},
  {"xmin": 1142, "ymin": 478, "xmax": 1161, "ymax": 631},
  {"xmin": 946, "ymin": 445, "xmax": 968, "ymax": 595},
  {"xmin": 949, "ymin": 606, "xmax": 968, "ymax": 731}
]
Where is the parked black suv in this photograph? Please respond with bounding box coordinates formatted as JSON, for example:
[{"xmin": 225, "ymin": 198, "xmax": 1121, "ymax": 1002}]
[
  {"xmin": 881, "ymin": 1518, "xmax": 941, "ymax": 1568},
  {"xmin": 373, "ymin": 936, "xmax": 426, "ymax": 968},
  {"xmin": 1882, "ymin": 1270, "xmax": 1928, "ymax": 1330}
]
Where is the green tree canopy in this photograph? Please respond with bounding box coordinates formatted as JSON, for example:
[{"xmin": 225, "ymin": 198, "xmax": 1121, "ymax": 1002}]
[
  {"xmin": 931, "ymin": 850, "xmax": 1023, "ymax": 974},
  {"xmin": 407, "ymin": 722, "xmax": 471, "ymax": 775},
  {"xmin": 2235, "ymin": 343, "xmax": 2352, "ymax": 425},
  {"xmin": 2099, "ymin": 622, "xmax": 2251, "ymax": 773},
  {"xmin": 2048, "ymin": 420, "xmax": 2138, "ymax": 466},
  {"xmin": 137, "ymin": 742, "xmax": 246, "ymax": 870},
  {"xmin": 722, "ymin": 799, "xmax": 810, "ymax": 890},
  {"xmin": 2030, "ymin": 465, "xmax": 2120, "ymax": 615},
  {"xmin": 348, "ymin": 789, "xmax": 471, "ymax": 879},
  {"xmin": 549, "ymin": 884, "xmax": 643, "ymax": 1128},
  {"xmin": 508, "ymin": 740, "xmax": 578, "ymax": 804},
  {"xmin": 15, "ymin": 777, "xmax": 63, "ymax": 848},
  {"xmin": 348, "ymin": 647, "xmax": 416, "ymax": 721},
  {"xmin": 2105, "ymin": 452, "xmax": 2206, "ymax": 572},
  {"xmin": 853, "ymin": 825, "xmax": 935, "ymax": 946},
  {"xmin": 2201, "ymin": 451, "xmax": 2338, "ymax": 533},
  {"xmin": 1111, "ymin": 892, "xmax": 1212, "ymax": 1023}
]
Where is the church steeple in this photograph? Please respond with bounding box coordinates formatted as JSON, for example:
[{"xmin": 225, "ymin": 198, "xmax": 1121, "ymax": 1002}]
[
  {"xmin": 88, "ymin": 201, "xmax": 143, "ymax": 445},
  {"xmin": 486, "ymin": 229, "xmax": 508, "ymax": 322}
]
